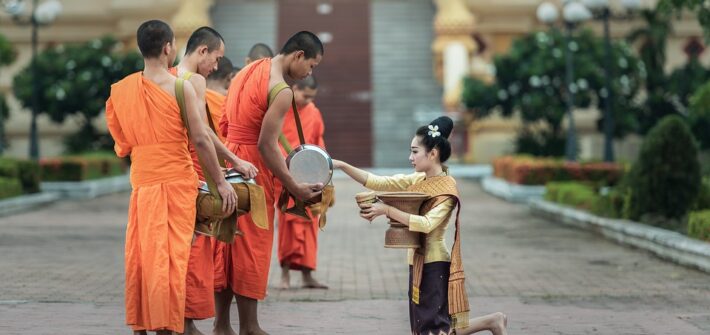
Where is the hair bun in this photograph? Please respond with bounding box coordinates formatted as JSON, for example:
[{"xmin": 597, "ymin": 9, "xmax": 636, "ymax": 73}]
[{"xmin": 429, "ymin": 116, "xmax": 453, "ymax": 139}]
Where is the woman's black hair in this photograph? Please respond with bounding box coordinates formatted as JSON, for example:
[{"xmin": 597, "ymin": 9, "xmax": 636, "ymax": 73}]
[{"xmin": 414, "ymin": 116, "xmax": 454, "ymax": 163}]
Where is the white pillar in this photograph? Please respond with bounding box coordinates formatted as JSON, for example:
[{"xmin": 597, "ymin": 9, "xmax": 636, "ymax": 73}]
[{"xmin": 443, "ymin": 42, "xmax": 469, "ymax": 101}]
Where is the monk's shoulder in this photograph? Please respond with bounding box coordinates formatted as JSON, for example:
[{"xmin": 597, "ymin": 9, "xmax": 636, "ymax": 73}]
[
  {"xmin": 187, "ymin": 74, "xmax": 207, "ymax": 94},
  {"xmin": 110, "ymin": 72, "xmax": 141, "ymax": 94}
]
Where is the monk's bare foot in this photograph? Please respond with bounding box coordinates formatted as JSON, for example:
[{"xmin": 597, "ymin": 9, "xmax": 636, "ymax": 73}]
[
  {"xmin": 302, "ymin": 277, "xmax": 328, "ymax": 289},
  {"xmin": 213, "ymin": 325, "xmax": 238, "ymax": 335},
  {"xmin": 182, "ymin": 318, "xmax": 205, "ymax": 335},
  {"xmin": 239, "ymin": 327, "xmax": 269, "ymax": 335},
  {"xmin": 279, "ymin": 266, "xmax": 290, "ymax": 290},
  {"xmin": 302, "ymin": 270, "xmax": 328, "ymax": 289}
]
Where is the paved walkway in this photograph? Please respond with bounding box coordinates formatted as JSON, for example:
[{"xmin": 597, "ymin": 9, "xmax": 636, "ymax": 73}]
[{"xmin": 0, "ymin": 177, "xmax": 709, "ymax": 334}]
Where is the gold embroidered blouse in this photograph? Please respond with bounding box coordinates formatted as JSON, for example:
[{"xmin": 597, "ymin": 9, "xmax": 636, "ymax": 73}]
[{"xmin": 364, "ymin": 172, "xmax": 456, "ymax": 264}]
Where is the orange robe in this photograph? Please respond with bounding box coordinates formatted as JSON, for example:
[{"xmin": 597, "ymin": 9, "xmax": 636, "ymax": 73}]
[
  {"xmin": 276, "ymin": 102, "xmax": 326, "ymax": 270},
  {"xmin": 167, "ymin": 67, "xmax": 221, "ymax": 320},
  {"xmin": 106, "ymin": 72, "xmax": 198, "ymax": 333},
  {"xmin": 215, "ymin": 58, "xmax": 275, "ymax": 299}
]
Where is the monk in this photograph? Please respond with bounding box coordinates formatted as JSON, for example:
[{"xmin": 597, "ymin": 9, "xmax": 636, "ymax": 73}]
[
  {"xmin": 275, "ymin": 75, "xmax": 328, "ymax": 290},
  {"xmin": 215, "ymin": 31, "xmax": 324, "ymax": 335},
  {"xmin": 105, "ymin": 20, "xmax": 237, "ymax": 335},
  {"xmin": 206, "ymin": 57, "xmax": 235, "ymax": 95},
  {"xmin": 170, "ymin": 27, "xmax": 258, "ymax": 335},
  {"xmin": 244, "ymin": 43, "xmax": 274, "ymax": 65}
]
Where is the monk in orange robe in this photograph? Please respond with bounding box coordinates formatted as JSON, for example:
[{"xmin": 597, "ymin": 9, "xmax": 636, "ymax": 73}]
[
  {"xmin": 275, "ymin": 75, "xmax": 328, "ymax": 290},
  {"xmin": 105, "ymin": 20, "xmax": 238, "ymax": 335},
  {"xmin": 244, "ymin": 43, "xmax": 274, "ymax": 66},
  {"xmin": 169, "ymin": 27, "xmax": 258, "ymax": 335},
  {"xmin": 214, "ymin": 32, "xmax": 324, "ymax": 335}
]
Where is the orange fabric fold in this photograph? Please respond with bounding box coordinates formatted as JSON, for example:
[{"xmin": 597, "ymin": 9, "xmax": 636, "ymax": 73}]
[
  {"xmin": 215, "ymin": 58, "xmax": 275, "ymax": 300},
  {"xmin": 167, "ymin": 67, "xmax": 219, "ymax": 319},
  {"xmin": 276, "ymin": 102, "xmax": 326, "ymax": 270},
  {"xmin": 106, "ymin": 72, "xmax": 198, "ymax": 333},
  {"xmin": 205, "ymin": 89, "xmax": 227, "ymax": 142},
  {"xmin": 184, "ymin": 235, "xmax": 215, "ymax": 320}
]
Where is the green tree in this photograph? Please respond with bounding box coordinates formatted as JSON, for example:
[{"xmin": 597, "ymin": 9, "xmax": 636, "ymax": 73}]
[
  {"xmin": 659, "ymin": 0, "xmax": 710, "ymax": 40},
  {"xmin": 0, "ymin": 33, "xmax": 17, "ymax": 154},
  {"xmin": 462, "ymin": 29, "xmax": 645, "ymax": 156},
  {"xmin": 689, "ymin": 81, "xmax": 710, "ymax": 150},
  {"xmin": 625, "ymin": 115, "xmax": 701, "ymax": 227},
  {"xmin": 627, "ymin": 8, "xmax": 683, "ymax": 134},
  {"xmin": 12, "ymin": 36, "xmax": 143, "ymax": 153}
]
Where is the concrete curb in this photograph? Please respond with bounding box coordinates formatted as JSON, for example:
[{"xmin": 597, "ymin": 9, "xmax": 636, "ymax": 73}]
[
  {"xmin": 530, "ymin": 199, "xmax": 710, "ymax": 274},
  {"xmin": 41, "ymin": 174, "xmax": 131, "ymax": 200},
  {"xmin": 481, "ymin": 176, "xmax": 546, "ymax": 203},
  {"xmin": 0, "ymin": 192, "xmax": 61, "ymax": 217}
]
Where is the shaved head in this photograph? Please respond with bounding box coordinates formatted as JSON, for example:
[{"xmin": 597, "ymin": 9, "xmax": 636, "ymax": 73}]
[
  {"xmin": 247, "ymin": 43, "xmax": 274, "ymax": 61},
  {"xmin": 136, "ymin": 20, "xmax": 173, "ymax": 59},
  {"xmin": 280, "ymin": 31, "xmax": 323, "ymax": 59},
  {"xmin": 185, "ymin": 26, "xmax": 224, "ymax": 55}
]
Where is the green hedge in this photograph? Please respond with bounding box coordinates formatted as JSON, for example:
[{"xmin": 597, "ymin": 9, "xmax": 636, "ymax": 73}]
[
  {"xmin": 40, "ymin": 152, "xmax": 126, "ymax": 182},
  {"xmin": 688, "ymin": 210, "xmax": 710, "ymax": 242},
  {"xmin": 693, "ymin": 178, "xmax": 710, "ymax": 211},
  {"xmin": 545, "ymin": 182, "xmax": 598, "ymax": 211},
  {"xmin": 0, "ymin": 159, "xmax": 19, "ymax": 179},
  {"xmin": 545, "ymin": 181, "xmax": 630, "ymax": 219},
  {"xmin": 0, "ymin": 177, "xmax": 22, "ymax": 200},
  {"xmin": 0, "ymin": 158, "xmax": 41, "ymax": 194}
]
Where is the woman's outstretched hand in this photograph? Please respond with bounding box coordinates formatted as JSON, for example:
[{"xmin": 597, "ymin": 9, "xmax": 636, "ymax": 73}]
[{"xmin": 332, "ymin": 159, "xmax": 345, "ymax": 169}]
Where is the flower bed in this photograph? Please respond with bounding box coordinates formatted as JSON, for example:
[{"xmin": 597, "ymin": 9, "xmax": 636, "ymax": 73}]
[{"xmin": 492, "ymin": 155, "xmax": 624, "ymax": 186}]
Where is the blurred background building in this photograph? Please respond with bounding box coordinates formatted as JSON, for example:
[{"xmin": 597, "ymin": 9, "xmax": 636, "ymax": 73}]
[{"xmin": 0, "ymin": 0, "xmax": 708, "ymax": 166}]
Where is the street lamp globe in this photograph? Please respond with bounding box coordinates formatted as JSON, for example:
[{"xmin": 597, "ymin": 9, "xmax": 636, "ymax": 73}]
[
  {"xmin": 2, "ymin": 0, "xmax": 25, "ymax": 15},
  {"xmin": 34, "ymin": 0, "xmax": 61, "ymax": 24},
  {"xmin": 563, "ymin": 1, "xmax": 593, "ymax": 23},
  {"xmin": 537, "ymin": 2, "xmax": 559, "ymax": 24}
]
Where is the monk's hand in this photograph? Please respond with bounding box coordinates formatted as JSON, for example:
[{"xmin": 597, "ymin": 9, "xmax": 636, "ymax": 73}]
[
  {"xmin": 230, "ymin": 158, "xmax": 259, "ymax": 179},
  {"xmin": 291, "ymin": 182, "xmax": 323, "ymax": 202},
  {"xmin": 360, "ymin": 202, "xmax": 389, "ymax": 221},
  {"xmin": 217, "ymin": 180, "xmax": 237, "ymax": 216}
]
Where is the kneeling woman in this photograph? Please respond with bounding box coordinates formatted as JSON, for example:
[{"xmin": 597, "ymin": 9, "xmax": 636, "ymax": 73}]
[{"xmin": 333, "ymin": 117, "xmax": 508, "ymax": 335}]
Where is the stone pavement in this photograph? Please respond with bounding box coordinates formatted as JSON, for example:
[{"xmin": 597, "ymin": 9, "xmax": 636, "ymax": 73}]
[{"xmin": 0, "ymin": 177, "xmax": 709, "ymax": 334}]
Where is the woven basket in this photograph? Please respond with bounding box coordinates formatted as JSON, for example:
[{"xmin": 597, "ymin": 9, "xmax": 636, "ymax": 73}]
[{"xmin": 376, "ymin": 192, "xmax": 429, "ymax": 249}]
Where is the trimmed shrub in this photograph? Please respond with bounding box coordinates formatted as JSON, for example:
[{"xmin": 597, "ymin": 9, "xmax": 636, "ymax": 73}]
[
  {"xmin": 626, "ymin": 116, "xmax": 701, "ymax": 224},
  {"xmin": 693, "ymin": 178, "xmax": 710, "ymax": 211},
  {"xmin": 15, "ymin": 159, "xmax": 41, "ymax": 194},
  {"xmin": 688, "ymin": 210, "xmax": 710, "ymax": 242},
  {"xmin": 0, "ymin": 177, "xmax": 22, "ymax": 200},
  {"xmin": 592, "ymin": 188, "xmax": 629, "ymax": 219},
  {"xmin": 545, "ymin": 182, "xmax": 598, "ymax": 211},
  {"xmin": 0, "ymin": 158, "xmax": 40, "ymax": 194},
  {"xmin": 0, "ymin": 159, "xmax": 19, "ymax": 179},
  {"xmin": 493, "ymin": 156, "xmax": 624, "ymax": 186}
]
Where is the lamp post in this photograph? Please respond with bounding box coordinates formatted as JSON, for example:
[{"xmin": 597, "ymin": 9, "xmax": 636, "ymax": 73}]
[
  {"xmin": 2, "ymin": 0, "xmax": 62, "ymax": 160},
  {"xmin": 537, "ymin": 1, "xmax": 591, "ymax": 162},
  {"xmin": 582, "ymin": 0, "xmax": 642, "ymax": 162}
]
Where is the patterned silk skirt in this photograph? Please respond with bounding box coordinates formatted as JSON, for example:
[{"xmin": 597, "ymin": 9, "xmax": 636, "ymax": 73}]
[{"xmin": 409, "ymin": 261, "xmax": 452, "ymax": 335}]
